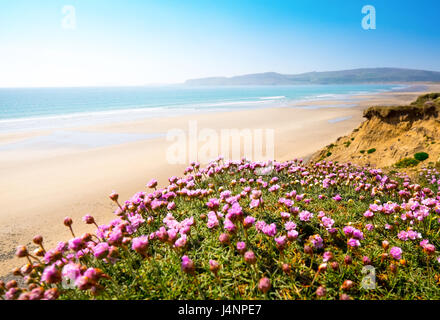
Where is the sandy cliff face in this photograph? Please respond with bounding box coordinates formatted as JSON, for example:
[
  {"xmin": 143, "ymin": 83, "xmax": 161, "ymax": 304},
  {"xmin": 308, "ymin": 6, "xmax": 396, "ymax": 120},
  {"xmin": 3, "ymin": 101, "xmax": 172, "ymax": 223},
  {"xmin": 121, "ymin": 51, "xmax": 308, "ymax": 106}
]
[{"xmin": 310, "ymin": 93, "xmax": 440, "ymax": 168}]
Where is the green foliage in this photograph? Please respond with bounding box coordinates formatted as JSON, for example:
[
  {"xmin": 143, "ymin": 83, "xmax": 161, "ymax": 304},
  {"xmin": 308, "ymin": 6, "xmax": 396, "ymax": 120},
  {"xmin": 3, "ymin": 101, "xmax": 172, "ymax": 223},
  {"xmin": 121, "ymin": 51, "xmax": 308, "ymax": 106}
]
[
  {"xmin": 360, "ymin": 150, "xmax": 365, "ymax": 154},
  {"xmin": 394, "ymin": 157, "xmax": 419, "ymax": 168},
  {"xmin": 414, "ymin": 152, "xmax": 429, "ymax": 161},
  {"xmin": 367, "ymin": 148, "xmax": 376, "ymax": 154}
]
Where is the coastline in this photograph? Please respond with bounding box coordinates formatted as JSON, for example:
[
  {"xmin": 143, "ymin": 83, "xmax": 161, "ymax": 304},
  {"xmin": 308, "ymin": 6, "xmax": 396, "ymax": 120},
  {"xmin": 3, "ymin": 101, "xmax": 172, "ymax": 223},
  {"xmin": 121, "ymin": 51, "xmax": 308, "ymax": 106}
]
[{"xmin": 1, "ymin": 83, "xmax": 439, "ymax": 279}]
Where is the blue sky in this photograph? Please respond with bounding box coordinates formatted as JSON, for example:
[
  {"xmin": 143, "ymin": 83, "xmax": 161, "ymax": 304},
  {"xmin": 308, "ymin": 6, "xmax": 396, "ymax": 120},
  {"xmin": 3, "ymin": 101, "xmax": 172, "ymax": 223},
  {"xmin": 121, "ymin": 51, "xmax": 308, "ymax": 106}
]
[{"xmin": 0, "ymin": 0, "xmax": 439, "ymax": 87}]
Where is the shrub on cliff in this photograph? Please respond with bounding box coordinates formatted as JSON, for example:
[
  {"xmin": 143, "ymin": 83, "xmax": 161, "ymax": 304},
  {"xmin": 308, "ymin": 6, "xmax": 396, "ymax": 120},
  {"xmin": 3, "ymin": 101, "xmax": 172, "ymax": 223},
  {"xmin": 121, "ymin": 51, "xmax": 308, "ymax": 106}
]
[
  {"xmin": 394, "ymin": 157, "xmax": 419, "ymax": 168},
  {"xmin": 414, "ymin": 152, "xmax": 429, "ymax": 161}
]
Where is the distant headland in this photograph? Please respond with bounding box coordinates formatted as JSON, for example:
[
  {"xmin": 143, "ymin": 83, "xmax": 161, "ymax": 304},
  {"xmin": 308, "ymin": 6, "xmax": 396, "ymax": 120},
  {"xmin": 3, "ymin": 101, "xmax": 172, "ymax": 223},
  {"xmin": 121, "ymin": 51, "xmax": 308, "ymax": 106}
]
[{"xmin": 184, "ymin": 68, "xmax": 440, "ymax": 86}]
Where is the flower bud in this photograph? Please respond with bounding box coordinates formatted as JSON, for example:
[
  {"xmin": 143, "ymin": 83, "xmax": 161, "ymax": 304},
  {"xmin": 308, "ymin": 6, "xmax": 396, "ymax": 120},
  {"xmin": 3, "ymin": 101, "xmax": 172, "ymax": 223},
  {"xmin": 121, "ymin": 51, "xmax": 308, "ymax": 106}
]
[
  {"xmin": 219, "ymin": 233, "xmax": 230, "ymax": 244},
  {"xmin": 63, "ymin": 217, "xmax": 73, "ymax": 227},
  {"xmin": 362, "ymin": 256, "xmax": 371, "ymax": 265},
  {"xmin": 244, "ymin": 251, "xmax": 256, "ymax": 264},
  {"xmin": 282, "ymin": 263, "xmax": 291, "ymax": 274},
  {"xmin": 44, "ymin": 288, "xmax": 60, "ymax": 300},
  {"xmin": 12, "ymin": 267, "xmax": 21, "ymax": 276},
  {"xmin": 304, "ymin": 245, "xmax": 313, "ymax": 255},
  {"xmin": 109, "ymin": 192, "xmax": 119, "ymax": 202},
  {"xmin": 6, "ymin": 280, "xmax": 17, "ymax": 289},
  {"xmin": 340, "ymin": 293, "xmax": 352, "ymax": 300},
  {"xmin": 181, "ymin": 255, "xmax": 195, "ymax": 274},
  {"xmin": 258, "ymin": 277, "xmax": 271, "ymax": 293},
  {"xmin": 316, "ymin": 286, "xmax": 326, "ymax": 297},
  {"xmin": 81, "ymin": 233, "xmax": 92, "ymax": 242},
  {"xmin": 344, "ymin": 255, "xmax": 352, "ymax": 265},
  {"xmin": 21, "ymin": 263, "xmax": 33, "ymax": 275},
  {"xmin": 32, "ymin": 235, "xmax": 43, "ymax": 245},
  {"xmin": 341, "ymin": 280, "xmax": 354, "ymax": 291},
  {"xmin": 330, "ymin": 261, "xmax": 339, "ymax": 271},
  {"xmin": 15, "ymin": 245, "xmax": 28, "ymax": 258},
  {"xmin": 382, "ymin": 240, "xmax": 389, "ymax": 250},
  {"xmin": 82, "ymin": 215, "xmax": 95, "ymax": 225},
  {"xmin": 389, "ymin": 263, "xmax": 397, "ymax": 273},
  {"xmin": 209, "ymin": 260, "xmax": 220, "ymax": 275}
]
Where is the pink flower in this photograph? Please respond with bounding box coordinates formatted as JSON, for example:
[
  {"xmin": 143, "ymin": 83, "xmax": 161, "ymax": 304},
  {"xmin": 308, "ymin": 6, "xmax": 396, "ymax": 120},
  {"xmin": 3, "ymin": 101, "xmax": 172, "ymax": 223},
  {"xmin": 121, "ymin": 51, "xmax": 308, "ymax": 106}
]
[
  {"xmin": 299, "ymin": 210, "xmax": 313, "ymax": 222},
  {"xmin": 280, "ymin": 212, "xmax": 290, "ymax": 219},
  {"xmin": 147, "ymin": 179, "xmax": 158, "ymax": 189},
  {"xmin": 323, "ymin": 251, "xmax": 333, "ymax": 262},
  {"xmin": 181, "ymin": 255, "xmax": 195, "ymax": 274},
  {"xmin": 352, "ymin": 229, "xmax": 364, "ymax": 240},
  {"xmin": 93, "ymin": 242, "xmax": 109, "ymax": 259},
  {"xmin": 347, "ymin": 238, "xmax": 360, "ymax": 248},
  {"xmin": 250, "ymin": 198, "xmax": 261, "ymax": 209},
  {"xmin": 284, "ymin": 221, "xmax": 297, "ymax": 231},
  {"xmin": 262, "ymin": 223, "xmax": 277, "ymax": 237},
  {"xmin": 310, "ymin": 234, "xmax": 324, "ymax": 249},
  {"xmin": 287, "ymin": 229, "xmax": 299, "ymax": 240},
  {"xmin": 41, "ymin": 265, "xmax": 62, "ymax": 284},
  {"xmin": 207, "ymin": 211, "xmax": 219, "ymax": 229},
  {"xmin": 275, "ymin": 236, "xmax": 287, "ymax": 250},
  {"xmin": 167, "ymin": 202, "xmax": 176, "ymax": 210},
  {"xmin": 390, "ymin": 246, "xmax": 402, "ymax": 260},
  {"xmin": 131, "ymin": 235, "xmax": 149, "ymax": 255},
  {"xmin": 343, "ymin": 226, "xmax": 355, "ymax": 236},
  {"xmin": 224, "ymin": 218, "xmax": 237, "ymax": 233},
  {"xmin": 206, "ymin": 198, "xmax": 220, "ymax": 210},
  {"xmin": 62, "ymin": 263, "xmax": 81, "ymax": 281},
  {"xmin": 332, "ymin": 194, "xmax": 342, "ymax": 201},
  {"xmin": 363, "ymin": 210, "xmax": 374, "ymax": 218},
  {"xmin": 68, "ymin": 237, "xmax": 84, "ymax": 251},
  {"xmin": 174, "ymin": 235, "xmax": 188, "ymax": 248},
  {"xmin": 321, "ymin": 217, "xmax": 334, "ymax": 229},
  {"xmin": 236, "ymin": 241, "xmax": 246, "ymax": 254},
  {"xmin": 243, "ymin": 216, "xmax": 256, "ymax": 228}
]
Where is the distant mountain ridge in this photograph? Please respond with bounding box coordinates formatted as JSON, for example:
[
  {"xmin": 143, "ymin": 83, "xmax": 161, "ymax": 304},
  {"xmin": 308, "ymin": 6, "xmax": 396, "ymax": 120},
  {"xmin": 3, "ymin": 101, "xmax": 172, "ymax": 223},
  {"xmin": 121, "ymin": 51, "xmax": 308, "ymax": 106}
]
[{"xmin": 184, "ymin": 68, "xmax": 440, "ymax": 85}]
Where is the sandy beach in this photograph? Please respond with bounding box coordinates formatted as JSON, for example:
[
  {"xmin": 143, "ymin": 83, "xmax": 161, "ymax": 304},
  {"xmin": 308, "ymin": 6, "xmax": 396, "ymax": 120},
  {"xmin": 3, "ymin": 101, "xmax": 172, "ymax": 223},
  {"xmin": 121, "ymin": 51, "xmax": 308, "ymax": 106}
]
[{"xmin": 1, "ymin": 83, "xmax": 439, "ymax": 278}]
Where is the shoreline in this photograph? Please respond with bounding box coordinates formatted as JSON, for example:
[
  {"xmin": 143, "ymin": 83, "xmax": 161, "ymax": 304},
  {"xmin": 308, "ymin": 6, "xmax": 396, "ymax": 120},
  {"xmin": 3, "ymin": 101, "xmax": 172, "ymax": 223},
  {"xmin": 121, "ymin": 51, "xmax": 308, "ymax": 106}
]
[
  {"xmin": 1, "ymin": 83, "xmax": 439, "ymax": 279},
  {"xmin": 0, "ymin": 83, "xmax": 412, "ymax": 135}
]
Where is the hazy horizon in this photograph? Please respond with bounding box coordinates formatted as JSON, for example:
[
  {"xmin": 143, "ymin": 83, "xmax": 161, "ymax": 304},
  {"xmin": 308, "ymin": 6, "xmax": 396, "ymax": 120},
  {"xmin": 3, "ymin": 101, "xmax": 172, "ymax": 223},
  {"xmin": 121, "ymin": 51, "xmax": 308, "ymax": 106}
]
[{"xmin": 1, "ymin": 1, "xmax": 440, "ymax": 87}]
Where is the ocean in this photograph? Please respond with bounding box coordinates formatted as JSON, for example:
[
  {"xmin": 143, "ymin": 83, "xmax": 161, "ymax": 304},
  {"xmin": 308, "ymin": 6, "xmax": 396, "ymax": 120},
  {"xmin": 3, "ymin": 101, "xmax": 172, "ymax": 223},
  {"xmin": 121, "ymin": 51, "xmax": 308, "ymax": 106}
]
[{"xmin": 0, "ymin": 84, "xmax": 404, "ymax": 133}]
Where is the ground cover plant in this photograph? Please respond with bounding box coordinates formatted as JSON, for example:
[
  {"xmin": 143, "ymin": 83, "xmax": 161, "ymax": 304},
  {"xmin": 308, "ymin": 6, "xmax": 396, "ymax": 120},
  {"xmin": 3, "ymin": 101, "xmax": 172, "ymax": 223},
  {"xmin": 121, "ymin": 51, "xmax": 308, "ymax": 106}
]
[{"xmin": 3, "ymin": 158, "xmax": 440, "ymax": 300}]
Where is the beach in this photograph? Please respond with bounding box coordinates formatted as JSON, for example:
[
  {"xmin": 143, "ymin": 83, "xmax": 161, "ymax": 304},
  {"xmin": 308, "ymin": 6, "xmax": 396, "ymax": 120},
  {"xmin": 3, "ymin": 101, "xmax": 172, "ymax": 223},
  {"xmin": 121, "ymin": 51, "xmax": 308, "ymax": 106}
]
[{"xmin": 1, "ymin": 83, "xmax": 439, "ymax": 278}]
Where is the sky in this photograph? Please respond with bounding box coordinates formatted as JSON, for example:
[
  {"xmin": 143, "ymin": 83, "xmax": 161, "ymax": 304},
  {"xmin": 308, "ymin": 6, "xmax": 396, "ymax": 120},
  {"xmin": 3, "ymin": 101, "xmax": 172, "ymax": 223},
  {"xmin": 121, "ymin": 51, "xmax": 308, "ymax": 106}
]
[{"xmin": 0, "ymin": 0, "xmax": 439, "ymax": 87}]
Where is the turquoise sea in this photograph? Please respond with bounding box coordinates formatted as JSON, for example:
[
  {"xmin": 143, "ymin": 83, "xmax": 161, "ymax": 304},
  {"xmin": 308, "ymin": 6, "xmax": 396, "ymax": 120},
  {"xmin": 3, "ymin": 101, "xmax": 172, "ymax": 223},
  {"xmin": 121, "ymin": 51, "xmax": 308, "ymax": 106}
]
[{"xmin": 0, "ymin": 84, "xmax": 405, "ymax": 133}]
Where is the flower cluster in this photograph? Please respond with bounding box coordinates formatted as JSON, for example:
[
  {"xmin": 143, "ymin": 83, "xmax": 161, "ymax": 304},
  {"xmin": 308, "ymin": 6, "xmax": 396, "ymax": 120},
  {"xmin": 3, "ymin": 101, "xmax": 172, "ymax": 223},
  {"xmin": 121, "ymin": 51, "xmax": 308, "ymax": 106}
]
[{"xmin": 4, "ymin": 157, "xmax": 440, "ymax": 300}]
